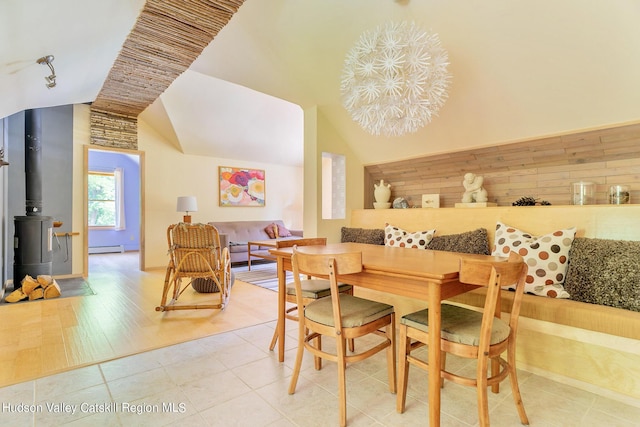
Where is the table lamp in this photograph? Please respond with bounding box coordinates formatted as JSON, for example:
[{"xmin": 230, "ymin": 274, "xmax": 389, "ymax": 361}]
[{"xmin": 176, "ymin": 196, "xmax": 198, "ymax": 223}]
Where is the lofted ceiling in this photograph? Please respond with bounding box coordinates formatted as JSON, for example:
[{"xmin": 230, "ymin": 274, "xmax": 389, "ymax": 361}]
[
  {"xmin": 91, "ymin": 0, "xmax": 245, "ymax": 117},
  {"xmin": 3, "ymin": 1, "xmax": 640, "ymax": 167}
]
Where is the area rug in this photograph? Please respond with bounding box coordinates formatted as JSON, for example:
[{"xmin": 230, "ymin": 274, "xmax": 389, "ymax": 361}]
[
  {"xmin": 1, "ymin": 277, "xmax": 96, "ymax": 305},
  {"xmin": 233, "ymin": 263, "xmax": 291, "ymax": 292}
]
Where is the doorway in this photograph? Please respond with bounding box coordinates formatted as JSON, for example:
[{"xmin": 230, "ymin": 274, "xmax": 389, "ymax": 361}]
[{"xmin": 84, "ymin": 146, "xmax": 145, "ymax": 275}]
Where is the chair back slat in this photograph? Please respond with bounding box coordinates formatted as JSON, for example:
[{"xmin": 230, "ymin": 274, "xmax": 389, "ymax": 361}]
[
  {"xmin": 458, "ymin": 251, "xmax": 523, "ymax": 287},
  {"xmin": 275, "ymin": 237, "xmax": 327, "ymax": 249},
  {"xmin": 277, "ymin": 238, "xmax": 328, "ymax": 280},
  {"xmin": 293, "ymin": 249, "xmax": 362, "ymax": 277}
]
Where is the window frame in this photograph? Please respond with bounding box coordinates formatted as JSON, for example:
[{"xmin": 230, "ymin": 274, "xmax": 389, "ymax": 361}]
[{"xmin": 88, "ymin": 170, "xmax": 117, "ymax": 229}]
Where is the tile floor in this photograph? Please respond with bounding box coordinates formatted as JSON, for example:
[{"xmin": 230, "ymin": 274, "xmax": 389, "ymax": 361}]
[{"xmin": 2, "ymin": 320, "xmax": 640, "ymax": 427}]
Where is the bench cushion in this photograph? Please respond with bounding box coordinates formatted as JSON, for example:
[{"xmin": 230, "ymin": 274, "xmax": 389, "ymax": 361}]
[
  {"xmin": 341, "ymin": 227, "xmax": 385, "ymax": 245},
  {"xmin": 565, "ymin": 237, "xmax": 640, "ymax": 312},
  {"xmin": 428, "ymin": 228, "xmax": 490, "ymax": 255}
]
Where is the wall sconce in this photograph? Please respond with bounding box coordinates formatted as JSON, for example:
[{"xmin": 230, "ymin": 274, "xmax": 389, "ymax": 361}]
[
  {"xmin": 176, "ymin": 196, "xmax": 198, "ymax": 223},
  {"xmin": 37, "ymin": 55, "xmax": 56, "ymax": 89}
]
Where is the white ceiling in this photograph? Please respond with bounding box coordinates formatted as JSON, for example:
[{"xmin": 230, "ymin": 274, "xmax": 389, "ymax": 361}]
[
  {"xmin": 0, "ymin": 0, "xmax": 146, "ymax": 117},
  {"xmin": 3, "ymin": 1, "xmax": 640, "ymax": 167}
]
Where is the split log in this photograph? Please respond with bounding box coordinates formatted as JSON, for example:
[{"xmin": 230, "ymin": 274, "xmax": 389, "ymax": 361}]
[
  {"xmin": 37, "ymin": 275, "xmax": 53, "ymax": 287},
  {"xmin": 5, "ymin": 288, "xmax": 28, "ymax": 303},
  {"xmin": 21, "ymin": 275, "xmax": 40, "ymax": 295},
  {"xmin": 4, "ymin": 275, "xmax": 63, "ymax": 302},
  {"xmin": 43, "ymin": 281, "xmax": 61, "ymax": 299},
  {"xmin": 28, "ymin": 287, "xmax": 44, "ymax": 301}
]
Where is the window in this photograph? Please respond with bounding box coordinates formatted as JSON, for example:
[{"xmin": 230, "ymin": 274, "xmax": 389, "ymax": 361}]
[
  {"xmin": 88, "ymin": 168, "xmax": 125, "ymax": 229},
  {"xmin": 321, "ymin": 152, "xmax": 346, "ymax": 219},
  {"xmin": 88, "ymin": 172, "xmax": 116, "ymax": 227}
]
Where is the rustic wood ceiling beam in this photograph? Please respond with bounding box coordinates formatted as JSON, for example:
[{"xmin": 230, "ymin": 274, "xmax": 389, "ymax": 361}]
[{"xmin": 91, "ymin": 0, "xmax": 245, "ymax": 118}]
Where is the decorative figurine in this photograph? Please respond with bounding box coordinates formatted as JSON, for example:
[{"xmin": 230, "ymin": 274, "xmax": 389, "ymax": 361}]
[
  {"xmin": 373, "ymin": 179, "xmax": 392, "ymax": 209},
  {"xmin": 374, "ymin": 179, "xmax": 391, "ymax": 203},
  {"xmin": 392, "ymin": 197, "xmax": 409, "ymax": 209},
  {"xmin": 461, "ymin": 173, "xmax": 488, "ymax": 203}
]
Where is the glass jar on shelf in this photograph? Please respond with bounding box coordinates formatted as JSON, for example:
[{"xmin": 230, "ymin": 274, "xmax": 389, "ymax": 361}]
[
  {"xmin": 609, "ymin": 185, "xmax": 630, "ymax": 204},
  {"xmin": 571, "ymin": 181, "xmax": 595, "ymax": 205}
]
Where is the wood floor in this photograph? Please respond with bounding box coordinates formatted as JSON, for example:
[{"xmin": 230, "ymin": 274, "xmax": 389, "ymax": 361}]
[{"xmin": 0, "ymin": 252, "xmax": 278, "ymax": 388}]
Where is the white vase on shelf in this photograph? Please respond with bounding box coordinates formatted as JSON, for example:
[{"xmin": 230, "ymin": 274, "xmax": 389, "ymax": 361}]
[{"xmin": 373, "ymin": 179, "xmax": 391, "ymax": 209}]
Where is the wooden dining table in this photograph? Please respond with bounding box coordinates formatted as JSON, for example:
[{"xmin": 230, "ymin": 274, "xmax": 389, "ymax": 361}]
[{"xmin": 269, "ymin": 242, "xmax": 503, "ymax": 427}]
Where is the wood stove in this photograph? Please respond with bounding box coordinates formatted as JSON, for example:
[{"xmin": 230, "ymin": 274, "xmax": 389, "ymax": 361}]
[{"xmin": 13, "ymin": 109, "xmax": 53, "ymax": 289}]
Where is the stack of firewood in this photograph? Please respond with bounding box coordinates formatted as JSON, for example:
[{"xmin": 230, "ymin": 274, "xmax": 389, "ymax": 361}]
[{"xmin": 4, "ymin": 275, "xmax": 61, "ymax": 303}]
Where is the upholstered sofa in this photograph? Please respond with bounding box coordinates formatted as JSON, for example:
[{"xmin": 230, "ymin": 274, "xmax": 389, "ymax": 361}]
[{"xmin": 209, "ymin": 220, "xmax": 302, "ymax": 265}]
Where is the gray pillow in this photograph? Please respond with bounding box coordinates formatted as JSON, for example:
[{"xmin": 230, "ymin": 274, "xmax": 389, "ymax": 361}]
[
  {"xmin": 427, "ymin": 228, "xmax": 490, "ymax": 255},
  {"xmin": 341, "ymin": 227, "xmax": 385, "ymax": 245},
  {"xmin": 564, "ymin": 237, "xmax": 640, "ymax": 311}
]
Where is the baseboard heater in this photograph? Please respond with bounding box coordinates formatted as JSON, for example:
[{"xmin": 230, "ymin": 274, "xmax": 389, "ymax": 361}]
[{"xmin": 88, "ymin": 245, "xmax": 124, "ymax": 254}]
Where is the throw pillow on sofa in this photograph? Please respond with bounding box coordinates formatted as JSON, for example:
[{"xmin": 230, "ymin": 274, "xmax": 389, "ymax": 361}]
[
  {"xmin": 428, "ymin": 228, "xmax": 490, "ymax": 254},
  {"xmin": 492, "ymin": 221, "xmax": 576, "ymax": 298},
  {"xmin": 265, "ymin": 223, "xmax": 292, "ymax": 238},
  {"xmin": 341, "ymin": 227, "xmax": 385, "ymax": 245},
  {"xmin": 384, "ymin": 223, "xmax": 436, "ymax": 249},
  {"xmin": 564, "ymin": 237, "xmax": 640, "ymax": 312}
]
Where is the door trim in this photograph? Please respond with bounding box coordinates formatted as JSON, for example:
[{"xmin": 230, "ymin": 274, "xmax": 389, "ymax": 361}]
[{"xmin": 83, "ymin": 145, "xmax": 145, "ymax": 276}]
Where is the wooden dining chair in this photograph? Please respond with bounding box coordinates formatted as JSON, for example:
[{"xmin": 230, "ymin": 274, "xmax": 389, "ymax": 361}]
[
  {"xmin": 268, "ymin": 237, "xmax": 354, "ymax": 361},
  {"xmin": 396, "ymin": 252, "xmax": 529, "ymax": 427},
  {"xmin": 288, "ymin": 247, "xmax": 396, "ymax": 427},
  {"xmin": 156, "ymin": 223, "xmax": 232, "ymax": 312}
]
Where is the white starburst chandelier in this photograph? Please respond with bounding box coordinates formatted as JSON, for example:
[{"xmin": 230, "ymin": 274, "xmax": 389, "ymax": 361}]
[{"xmin": 340, "ymin": 21, "xmax": 451, "ymax": 137}]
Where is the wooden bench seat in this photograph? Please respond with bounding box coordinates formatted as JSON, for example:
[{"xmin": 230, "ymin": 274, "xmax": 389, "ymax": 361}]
[
  {"xmin": 450, "ymin": 288, "xmax": 640, "ymax": 340},
  {"xmin": 350, "ymin": 205, "xmax": 640, "ymax": 406}
]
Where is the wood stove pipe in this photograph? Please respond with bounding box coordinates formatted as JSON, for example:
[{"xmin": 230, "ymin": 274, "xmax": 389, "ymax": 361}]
[{"xmin": 24, "ymin": 109, "xmax": 43, "ymax": 215}]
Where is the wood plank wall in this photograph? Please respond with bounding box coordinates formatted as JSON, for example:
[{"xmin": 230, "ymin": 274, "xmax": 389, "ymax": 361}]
[{"xmin": 364, "ymin": 122, "xmax": 640, "ymax": 208}]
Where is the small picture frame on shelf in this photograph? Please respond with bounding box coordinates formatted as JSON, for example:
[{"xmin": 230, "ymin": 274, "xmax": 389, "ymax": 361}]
[{"xmin": 422, "ymin": 194, "xmax": 440, "ymax": 208}]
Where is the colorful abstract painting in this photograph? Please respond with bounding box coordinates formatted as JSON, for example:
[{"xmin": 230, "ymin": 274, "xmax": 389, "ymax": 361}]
[{"xmin": 219, "ymin": 166, "xmax": 265, "ymax": 207}]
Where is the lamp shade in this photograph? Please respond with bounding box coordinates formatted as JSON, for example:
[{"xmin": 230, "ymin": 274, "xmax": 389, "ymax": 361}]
[{"xmin": 176, "ymin": 196, "xmax": 198, "ymax": 213}]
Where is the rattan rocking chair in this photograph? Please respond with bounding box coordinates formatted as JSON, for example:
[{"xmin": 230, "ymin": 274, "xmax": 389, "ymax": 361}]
[{"xmin": 156, "ymin": 223, "xmax": 231, "ymax": 312}]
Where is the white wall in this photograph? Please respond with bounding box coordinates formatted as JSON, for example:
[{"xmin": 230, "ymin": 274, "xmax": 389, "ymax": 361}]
[
  {"xmin": 69, "ymin": 105, "xmax": 304, "ymax": 271},
  {"xmin": 308, "ymin": 108, "xmax": 364, "ymax": 243},
  {"xmin": 137, "ymin": 117, "xmax": 304, "ymax": 269}
]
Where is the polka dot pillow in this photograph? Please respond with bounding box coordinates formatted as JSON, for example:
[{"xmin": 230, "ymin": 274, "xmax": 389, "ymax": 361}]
[
  {"xmin": 384, "ymin": 223, "xmax": 436, "ymax": 249},
  {"xmin": 492, "ymin": 222, "xmax": 576, "ymax": 298}
]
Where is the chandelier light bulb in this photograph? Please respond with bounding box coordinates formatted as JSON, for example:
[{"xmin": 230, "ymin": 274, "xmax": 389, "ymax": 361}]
[{"xmin": 341, "ymin": 21, "xmax": 451, "ymax": 137}]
